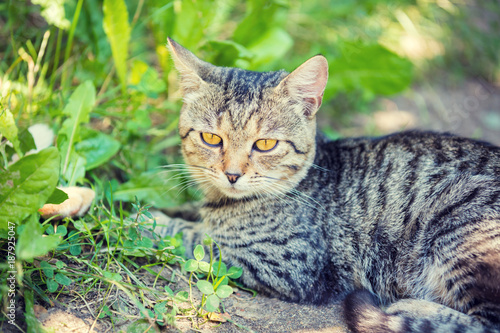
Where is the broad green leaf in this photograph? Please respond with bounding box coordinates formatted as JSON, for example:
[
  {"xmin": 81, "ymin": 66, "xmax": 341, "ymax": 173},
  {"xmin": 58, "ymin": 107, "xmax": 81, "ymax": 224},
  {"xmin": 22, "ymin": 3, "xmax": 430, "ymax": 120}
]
[
  {"xmin": 32, "ymin": 0, "xmax": 70, "ymax": 29},
  {"xmin": 0, "ymin": 108, "xmax": 21, "ymax": 155},
  {"xmin": 18, "ymin": 128, "xmax": 36, "ymax": 155},
  {"xmin": 137, "ymin": 237, "xmax": 153, "ymax": 248},
  {"xmin": 215, "ymin": 285, "xmax": 233, "ymax": 299},
  {"xmin": 114, "ymin": 171, "xmax": 183, "ymax": 209},
  {"xmin": 17, "ymin": 215, "xmax": 62, "ymax": 260},
  {"xmin": 245, "ymin": 27, "xmax": 293, "ymax": 70},
  {"xmin": 196, "ymin": 280, "xmax": 214, "ymax": 295},
  {"xmin": 233, "ymin": 0, "xmax": 287, "ymax": 47},
  {"xmin": 203, "ymin": 40, "xmax": 253, "ymax": 67},
  {"xmin": 63, "ymin": 152, "xmax": 86, "ymax": 186},
  {"xmin": 326, "ymin": 42, "xmax": 413, "ymax": 99},
  {"xmin": 75, "ymin": 129, "xmax": 120, "ymax": 170},
  {"xmin": 227, "ymin": 266, "xmax": 243, "ymax": 279},
  {"xmin": 46, "ymin": 188, "xmax": 68, "ymax": 205},
  {"xmin": 55, "ymin": 273, "xmax": 72, "ymax": 286},
  {"xmin": 58, "ymin": 81, "xmax": 96, "ymax": 180},
  {"xmin": 205, "ymin": 294, "xmax": 220, "ymax": 312},
  {"xmin": 46, "ymin": 278, "xmax": 59, "ymax": 292},
  {"xmin": 0, "ymin": 147, "xmax": 60, "ymax": 229},
  {"xmin": 40, "ymin": 261, "xmax": 54, "ymax": 278},
  {"xmin": 55, "ymin": 261, "xmax": 64, "ymax": 269},
  {"xmin": 103, "ymin": 0, "xmax": 130, "ymax": 93},
  {"xmin": 193, "ymin": 244, "xmax": 205, "ymax": 261},
  {"xmin": 184, "ymin": 259, "xmax": 198, "ymax": 272}
]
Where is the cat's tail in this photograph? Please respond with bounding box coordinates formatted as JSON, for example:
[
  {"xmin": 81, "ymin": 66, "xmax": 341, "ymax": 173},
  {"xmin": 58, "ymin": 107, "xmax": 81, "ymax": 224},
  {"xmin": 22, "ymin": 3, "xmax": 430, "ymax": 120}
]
[{"xmin": 343, "ymin": 290, "xmax": 500, "ymax": 333}]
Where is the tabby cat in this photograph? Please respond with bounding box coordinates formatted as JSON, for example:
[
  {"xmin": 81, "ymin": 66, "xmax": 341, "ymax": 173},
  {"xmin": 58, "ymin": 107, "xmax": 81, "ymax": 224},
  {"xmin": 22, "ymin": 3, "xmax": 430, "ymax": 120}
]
[{"xmin": 153, "ymin": 38, "xmax": 500, "ymax": 333}]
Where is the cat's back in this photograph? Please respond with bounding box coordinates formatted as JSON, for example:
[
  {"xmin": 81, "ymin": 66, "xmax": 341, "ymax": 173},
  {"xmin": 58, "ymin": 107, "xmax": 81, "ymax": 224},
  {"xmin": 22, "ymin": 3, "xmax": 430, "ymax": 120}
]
[{"xmin": 317, "ymin": 130, "xmax": 500, "ymax": 179}]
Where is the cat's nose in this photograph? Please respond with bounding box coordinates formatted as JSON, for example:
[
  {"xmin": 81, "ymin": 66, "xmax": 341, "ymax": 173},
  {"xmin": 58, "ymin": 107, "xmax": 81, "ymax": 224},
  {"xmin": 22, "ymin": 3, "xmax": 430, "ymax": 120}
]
[{"xmin": 225, "ymin": 172, "xmax": 241, "ymax": 184}]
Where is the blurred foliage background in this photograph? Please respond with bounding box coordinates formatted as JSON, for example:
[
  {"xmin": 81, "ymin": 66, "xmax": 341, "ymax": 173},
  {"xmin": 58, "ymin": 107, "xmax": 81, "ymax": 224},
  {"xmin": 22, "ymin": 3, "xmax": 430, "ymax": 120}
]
[{"xmin": 1, "ymin": 0, "xmax": 500, "ymax": 209}]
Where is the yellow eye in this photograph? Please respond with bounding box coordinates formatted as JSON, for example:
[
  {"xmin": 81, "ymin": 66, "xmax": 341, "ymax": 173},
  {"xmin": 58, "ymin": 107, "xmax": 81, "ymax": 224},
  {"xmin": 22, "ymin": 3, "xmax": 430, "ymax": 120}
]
[
  {"xmin": 201, "ymin": 133, "xmax": 222, "ymax": 146},
  {"xmin": 254, "ymin": 139, "xmax": 278, "ymax": 152}
]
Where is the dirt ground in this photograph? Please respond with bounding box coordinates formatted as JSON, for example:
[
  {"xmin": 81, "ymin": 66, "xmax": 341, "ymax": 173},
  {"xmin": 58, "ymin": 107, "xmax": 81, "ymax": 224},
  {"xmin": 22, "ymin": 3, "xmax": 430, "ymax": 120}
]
[{"xmin": 23, "ymin": 79, "xmax": 500, "ymax": 333}]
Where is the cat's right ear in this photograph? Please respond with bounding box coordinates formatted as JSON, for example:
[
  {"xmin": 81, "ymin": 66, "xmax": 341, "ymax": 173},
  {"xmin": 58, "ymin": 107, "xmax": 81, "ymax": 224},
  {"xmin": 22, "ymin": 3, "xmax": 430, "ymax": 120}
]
[{"xmin": 167, "ymin": 37, "xmax": 209, "ymax": 95}]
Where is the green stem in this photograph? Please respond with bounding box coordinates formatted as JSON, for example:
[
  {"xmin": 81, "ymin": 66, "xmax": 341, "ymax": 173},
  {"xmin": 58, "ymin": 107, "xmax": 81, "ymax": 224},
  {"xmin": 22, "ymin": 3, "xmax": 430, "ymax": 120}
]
[
  {"xmin": 49, "ymin": 28, "xmax": 63, "ymax": 92},
  {"xmin": 61, "ymin": 0, "xmax": 84, "ymax": 91}
]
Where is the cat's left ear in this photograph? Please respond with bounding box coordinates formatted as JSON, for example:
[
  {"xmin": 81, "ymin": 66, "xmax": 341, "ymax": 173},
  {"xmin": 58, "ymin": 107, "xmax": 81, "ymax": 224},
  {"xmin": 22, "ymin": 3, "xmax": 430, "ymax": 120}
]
[{"xmin": 276, "ymin": 55, "xmax": 328, "ymax": 118}]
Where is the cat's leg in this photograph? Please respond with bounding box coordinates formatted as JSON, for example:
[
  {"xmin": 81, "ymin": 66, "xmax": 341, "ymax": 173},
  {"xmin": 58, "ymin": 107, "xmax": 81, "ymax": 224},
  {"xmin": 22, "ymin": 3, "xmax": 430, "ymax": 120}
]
[
  {"xmin": 162, "ymin": 201, "xmax": 203, "ymax": 221},
  {"xmin": 344, "ymin": 290, "xmax": 496, "ymax": 333}
]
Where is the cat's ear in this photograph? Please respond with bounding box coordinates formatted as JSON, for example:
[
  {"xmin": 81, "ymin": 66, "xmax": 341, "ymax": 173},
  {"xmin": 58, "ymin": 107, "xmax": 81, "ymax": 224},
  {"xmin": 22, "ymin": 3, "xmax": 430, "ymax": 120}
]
[
  {"xmin": 276, "ymin": 55, "xmax": 328, "ymax": 118},
  {"xmin": 167, "ymin": 37, "xmax": 210, "ymax": 95}
]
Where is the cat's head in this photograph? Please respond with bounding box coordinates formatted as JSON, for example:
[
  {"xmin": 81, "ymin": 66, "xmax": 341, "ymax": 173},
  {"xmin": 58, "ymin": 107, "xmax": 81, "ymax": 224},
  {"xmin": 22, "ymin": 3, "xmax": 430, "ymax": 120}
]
[{"xmin": 168, "ymin": 38, "xmax": 328, "ymax": 201}]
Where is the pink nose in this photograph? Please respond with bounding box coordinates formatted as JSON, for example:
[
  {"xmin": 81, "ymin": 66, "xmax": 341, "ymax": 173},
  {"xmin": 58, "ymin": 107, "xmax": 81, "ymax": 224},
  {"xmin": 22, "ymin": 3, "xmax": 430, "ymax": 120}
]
[{"xmin": 225, "ymin": 172, "xmax": 241, "ymax": 184}]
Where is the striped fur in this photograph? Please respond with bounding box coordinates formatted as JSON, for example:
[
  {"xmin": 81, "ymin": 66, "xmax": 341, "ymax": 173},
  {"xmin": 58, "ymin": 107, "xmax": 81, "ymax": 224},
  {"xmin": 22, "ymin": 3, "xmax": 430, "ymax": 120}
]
[{"xmin": 153, "ymin": 39, "xmax": 500, "ymax": 332}]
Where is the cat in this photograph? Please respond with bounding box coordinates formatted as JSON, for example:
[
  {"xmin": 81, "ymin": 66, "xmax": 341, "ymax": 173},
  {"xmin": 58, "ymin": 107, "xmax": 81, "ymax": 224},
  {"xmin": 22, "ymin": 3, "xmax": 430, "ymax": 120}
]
[{"xmin": 151, "ymin": 37, "xmax": 500, "ymax": 333}]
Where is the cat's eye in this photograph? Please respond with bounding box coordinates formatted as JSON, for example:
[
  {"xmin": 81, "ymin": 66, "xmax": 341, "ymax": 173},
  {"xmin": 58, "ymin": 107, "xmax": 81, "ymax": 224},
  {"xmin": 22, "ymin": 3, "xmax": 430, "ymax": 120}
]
[
  {"xmin": 254, "ymin": 139, "xmax": 278, "ymax": 152},
  {"xmin": 201, "ymin": 132, "xmax": 222, "ymax": 147}
]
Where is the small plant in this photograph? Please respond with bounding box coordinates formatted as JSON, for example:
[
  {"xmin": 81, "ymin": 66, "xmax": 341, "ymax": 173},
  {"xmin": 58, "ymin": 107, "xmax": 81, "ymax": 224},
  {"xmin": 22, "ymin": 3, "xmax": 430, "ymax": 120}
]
[{"xmin": 184, "ymin": 239, "xmax": 243, "ymax": 315}]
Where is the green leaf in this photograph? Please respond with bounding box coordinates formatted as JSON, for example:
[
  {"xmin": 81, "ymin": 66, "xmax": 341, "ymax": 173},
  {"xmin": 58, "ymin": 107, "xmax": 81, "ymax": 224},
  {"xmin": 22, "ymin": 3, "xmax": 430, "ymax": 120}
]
[
  {"xmin": 0, "ymin": 108, "xmax": 21, "ymax": 155},
  {"xmin": 104, "ymin": 271, "xmax": 123, "ymax": 282},
  {"xmin": 193, "ymin": 244, "xmax": 205, "ymax": 261},
  {"xmin": 54, "ymin": 273, "xmax": 72, "ymax": 286},
  {"xmin": 196, "ymin": 280, "xmax": 214, "ymax": 295},
  {"xmin": 63, "ymin": 152, "xmax": 86, "ymax": 186},
  {"xmin": 16, "ymin": 215, "xmax": 62, "ymax": 260},
  {"xmin": 227, "ymin": 266, "xmax": 243, "ymax": 279},
  {"xmin": 75, "ymin": 129, "xmax": 120, "ymax": 170},
  {"xmin": 154, "ymin": 301, "xmax": 167, "ymax": 314},
  {"xmin": 326, "ymin": 42, "xmax": 413, "ymax": 99},
  {"xmin": 103, "ymin": 0, "xmax": 130, "ymax": 93},
  {"xmin": 184, "ymin": 259, "xmax": 198, "ymax": 272},
  {"xmin": 69, "ymin": 244, "xmax": 82, "ymax": 256},
  {"xmin": 31, "ymin": 0, "xmax": 70, "ymax": 29},
  {"xmin": 46, "ymin": 188, "xmax": 68, "ymax": 205},
  {"xmin": 0, "ymin": 147, "xmax": 60, "ymax": 229},
  {"xmin": 18, "ymin": 128, "xmax": 36, "ymax": 155},
  {"xmin": 164, "ymin": 286, "xmax": 174, "ymax": 296},
  {"xmin": 24, "ymin": 289, "xmax": 43, "ymax": 332},
  {"xmin": 212, "ymin": 262, "xmax": 227, "ymax": 277},
  {"xmin": 202, "ymin": 40, "xmax": 253, "ymax": 67},
  {"xmin": 205, "ymin": 294, "xmax": 220, "ymax": 312},
  {"xmin": 40, "ymin": 261, "xmax": 54, "ymax": 278},
  {"xmin": 130, "ymin": 60, "xmax": 166, "ymax": 97},
  {"xmin": 215, "ymin": 285, "xmax": 233, "ymax": 299},
  {"xmin": 126, "ymin": 319, "xmax": 160, "ymax": 333},
  {"xmin": 56, "ymin": 261, "xmax": 64, "ymax": 269},
  {"xmin": 58, "ymin": 81, "xmax": 96, "ymax": 182},
  {"xmin": 137, "ymin": 237, "xmax": 153, "ymax": 249},
  {"xmin": 46, "ymin": 278, "xmax": 59, "ymax": 292},
  {"xmin": 198, "ymin": 261, "xmax": 210, "ymax": 273},
  {"xmin": 245, "ymin": 27, "xmax": 293, "ymax": 70},
  {"xmin": 114, "ymin": 171, "xmax": 183, "ymax": 209},
  {"xmin": 55, "ymin": 225, "xmax": 67, "ymax": 236},
  {"xmin": 174, "ymin": 291, "xmax": 188, "ymax": 302}
]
